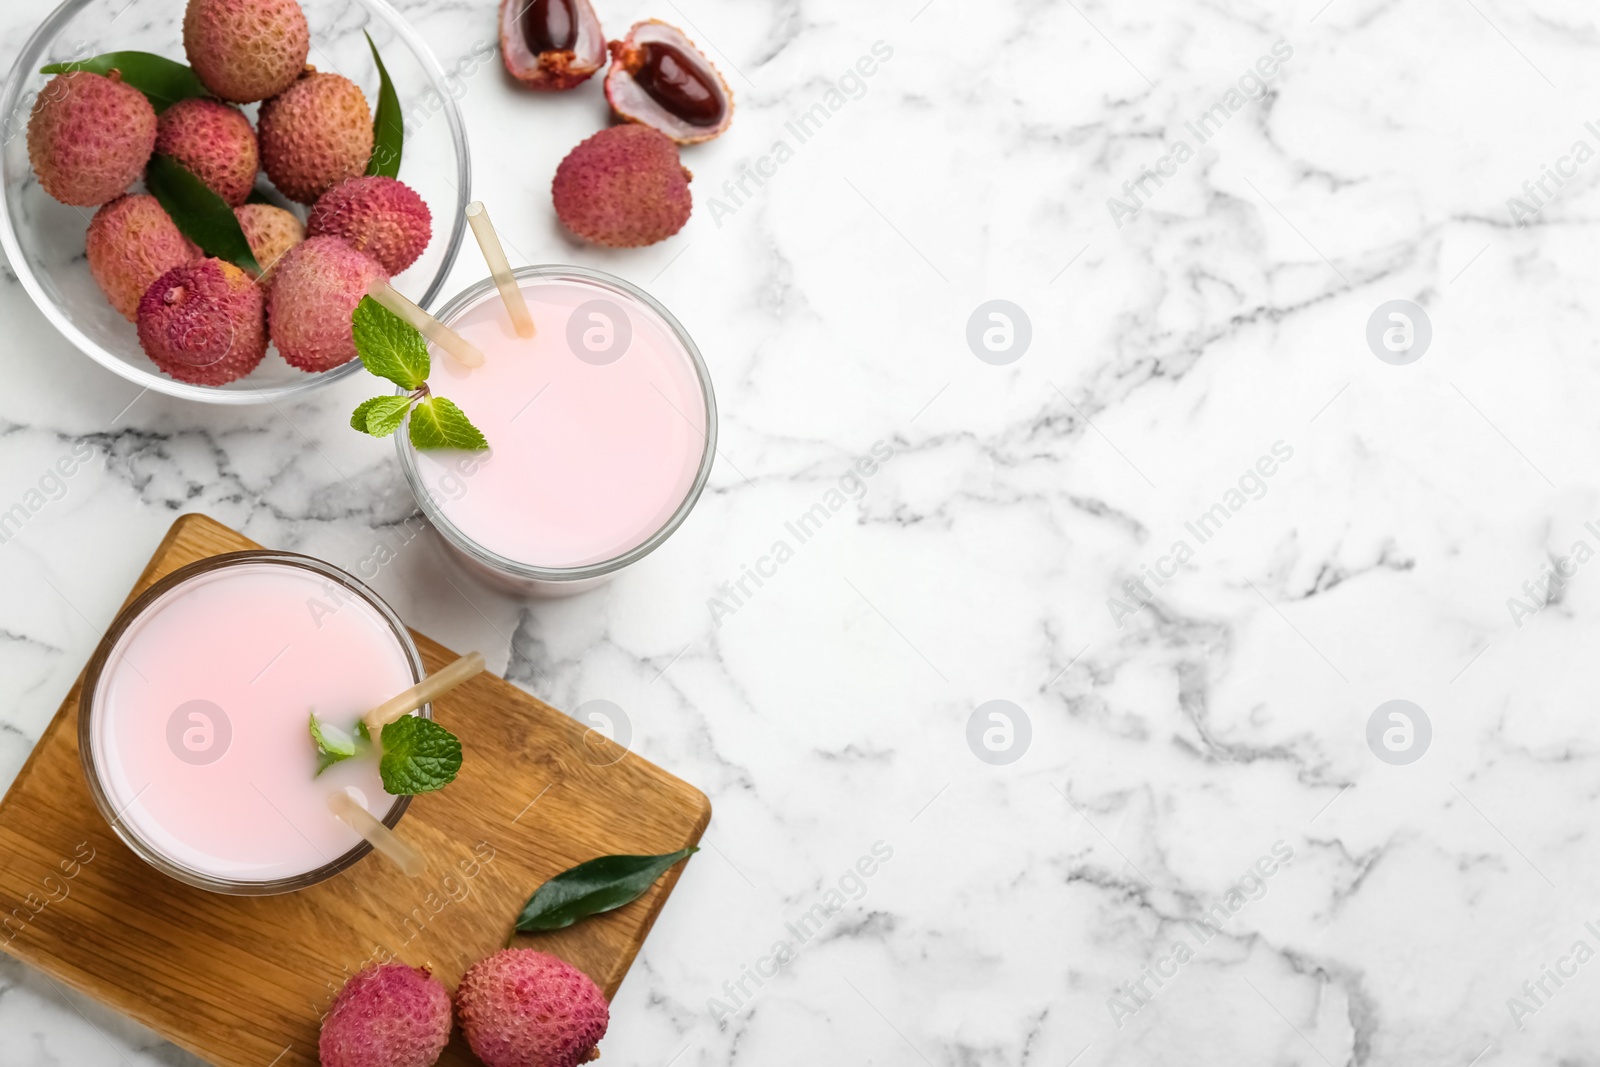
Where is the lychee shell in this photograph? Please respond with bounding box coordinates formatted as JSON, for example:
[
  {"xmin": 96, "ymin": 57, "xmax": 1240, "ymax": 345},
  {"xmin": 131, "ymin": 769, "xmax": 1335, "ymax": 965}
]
[
  {"xmin": 308, "ymin": 176, "xmax": 432, "ymax": 275},
  {"xmin": 319, "ymin": 963, "xmax": 452, "ymax": 1067},
  {"xmin": 27, "ymin": 72, "xmax": 157, "ymax": 206},
  {"xmin": 182, "ymin": 0, "xmax": 310, "ymax": 104},
  {"xmin": 153, "ymin": 97, "xmax": 259, "ymax": 206},
  {"xmin": 234, "ymin": 203, "xmax": 305, "ymax": 280},
  {"xmin": 268, "ymin": 236, "xmax": 387, "ymax": 372},
  {"xmin": 456, "ymin": 949, "xmax": 609, "ymax": 1067},
  {"xmin": 136, "ymin": 258, "xmax": 266, "ymax": 386},
  {"xmin": 552, "ymin": 125, "xmax": 692, "ymax": 248},
  {"xmin": 258, "ymin": 72, "xmax": 374, "ymax": 204},
  {"xmin": 87, "ymin": 195, "xmax": 200, "ymax": 321}
]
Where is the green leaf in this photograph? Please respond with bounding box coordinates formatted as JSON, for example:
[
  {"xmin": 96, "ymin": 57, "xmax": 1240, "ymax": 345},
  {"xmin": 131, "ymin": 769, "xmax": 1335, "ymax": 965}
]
[
  {"xmin": 351, "ymin": 395, "xmax": 414, "ymax": 437},
  {"xmin": 310, "ymin": 712, "xmax": 357, "ymax": 776},
  {"xmin": 364, "ymin": 32, "xmax": 403, "ymax": 178},
  {"xmin": 515, "ymin": 848, "xmax": 699, "ymax": 933},
  {"xmin": 378, "ymin": 716, "xmax": 463, "ymax": 794},
  {"xmin": 352, "ymin": 296, "xmax": 430, "ymax": 389},
  {"xmin": 41, "ymin": 52, "xmax": 207, "ymax": 113},
  {"xmin": 145, "ymin": 154, "xmax": 261, "ymax": 274},
  {"xmin": 409, "ymin": 396, "xmax": 488, "ymax": 451}
]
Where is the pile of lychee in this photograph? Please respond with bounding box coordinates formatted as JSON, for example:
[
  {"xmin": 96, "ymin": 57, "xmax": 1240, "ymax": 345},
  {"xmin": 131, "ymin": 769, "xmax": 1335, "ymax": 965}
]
[
  {"xmin": 319, "ymin": 948, "xmax": 608, "ymax": 1067},
  {"xmin": 27, "ymin": 0, "xmax": 433, "ymax": 387},
  {"xmin": 502, "ymin": 0, "xmax": 733, "ymax": 249}
]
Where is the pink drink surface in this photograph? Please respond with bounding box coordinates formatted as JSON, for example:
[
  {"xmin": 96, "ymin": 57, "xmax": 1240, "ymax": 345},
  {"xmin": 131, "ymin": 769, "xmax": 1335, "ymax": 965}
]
[
  {"xmin": 89, "ymin": 562, "xmax": 415, "ymax": 883},
  {"xmin": 414, "ymin": 277, "xmax": 707, "ymax": 569}
]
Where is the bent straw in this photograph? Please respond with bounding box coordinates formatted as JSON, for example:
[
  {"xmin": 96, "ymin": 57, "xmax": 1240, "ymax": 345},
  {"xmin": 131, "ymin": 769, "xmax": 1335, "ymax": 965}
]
[
  {"xmin": 328, "ymin": 789, "xmax": 427, "ymax": 877},
  {"xmin": 362, "ymin": 651, "xmax": 486, "ymax": 735},
  {"xmin": 466, "ymin": 201, "xmax": 535, "ymax": 339},
  {"xmin": 366, "ymin": 279, "xmax": 486, "ymax": 369}
]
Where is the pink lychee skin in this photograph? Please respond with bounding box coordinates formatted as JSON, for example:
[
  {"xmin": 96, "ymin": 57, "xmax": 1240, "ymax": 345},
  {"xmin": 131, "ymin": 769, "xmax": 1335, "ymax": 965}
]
[
  {"xmin": 456, "ymin": 949, "xmax": 609, "ymax": 1067},
  {"xmin": 258, "ymin": 72, "xmax": 374, "ymax": 204},
  {"xmin": 319, "ymin": 963, "xmax": 452, "ymax": 1067},
  {"xmin": 27, "ymin": 72, "xmax": 157, "ymax": 206},
  {"xmin": 552, "ymin": 125, "xmax": 692, "ymax": 248},
  {"xmin": 153, "ymin": 97, "xmax": 259, "ymax": 206},
  {"xmin": 136, "ymin": 258, "xmax": 266, "ymax": 386},
  {"xmin": 268, "ymin": 236, "xmax": 386, "ymax": 372},
  {"xmin": 183, "ymin": 0, "xmax": 310, "ymax": 104},
  {"xmin": 87, "ymin": 195, "xmax": 200, "ymax": 321},
  {"xmin": 308, "ymin": 177, "xmax": 433, "ymax": 275},
  {"xmin": 234, "ymin": 202, "xmax": 305, "ymax": 282}
]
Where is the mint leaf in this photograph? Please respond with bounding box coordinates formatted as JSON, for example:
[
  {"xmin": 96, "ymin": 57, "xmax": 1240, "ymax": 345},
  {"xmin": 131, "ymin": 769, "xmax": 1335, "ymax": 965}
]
[
  {"xmin": 310, "ymin": 712, "xmax": 357, "ymax": 775},
  {"xmin": 41, "ymin": 52, "xmax": 207, "ymax": 113},
  {"xmin": 145, "ymin": 155, "xmax": 261, "ymax": 274},
  {"xmin": 352, "ymin": 296, "xmax": 430, "ymax": 389},
  {"xmin": 515, "ymin": 848, "xmax": 699, "ymax": 932},
  {"xmin": 365, "ymin": 32, "xmax": 403, "ymax": 178},
  {"xmin": 351, "ymin": 395, "xmax": 413, "ymax": 437},
  {"xmin": 378, "ymin": 717, "xmax": 462, "ymax": 794},
  {"xmin": 409, "ymin": 396, "xmax": 488, "ymax": 451}
]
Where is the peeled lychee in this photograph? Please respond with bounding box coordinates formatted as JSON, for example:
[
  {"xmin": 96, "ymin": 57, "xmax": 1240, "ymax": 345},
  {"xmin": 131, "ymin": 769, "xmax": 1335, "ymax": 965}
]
[
  {"xmin": 183, "ymin": 0, "xmax": 310, "ymax": 104},
  {"xmin": 500, "ymin": 0, "xmax": 607, "ymax": 91},
  {"xmin": 308, "ymin": 177, "xmax": 432, "ymax": 275},
  {"xmin": 87, "ymin": 195, "xmax": 200, "ymax": 321},
  {"xmin": 606, "ymin": 21, "xmax": 733, "ymax": 145},
  {"xmin": 258, "ymin": 71, "xmax": 374, "ymax": 204},
  {"xmin": 268, "ymin": 236, "xmax": 386, "ymax": 372},
  {"xmin": 136, "ymin": 258, "xmax": 267, "ymax": 386},
  {"xmin": 552, "ymin": 125, "xmax": 691, "ymax": 248},
  {"xmin": 456, "ymin": 949, "xmax": 608, "ymax": 1067},
  {"xmin": 153, "ymin": 98, "xmax": 259, "ymax": 206},
  {"xmin": 319, "ymin": 963, "xmax": 452, "ymax": 1067},
  {"xmin": 234, "ymin": 203, "xmax": 305, "ymax": 280},
  {"xmin": 27, "ymin": 71, "xmax": 157, "ymax": 206}
]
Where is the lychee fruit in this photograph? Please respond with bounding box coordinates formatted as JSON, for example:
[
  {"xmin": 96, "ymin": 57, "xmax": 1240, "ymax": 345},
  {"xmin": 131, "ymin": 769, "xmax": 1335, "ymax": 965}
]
[
  {"xmin": 153, "ymin": 98, "xmax": 259, "ymax": 206},
  {"xmin": 268, "ymin": 236, "xmax": 386, "ymax": 372},
  {"xmin": 258, "ymin": 71, "xmax": 374, "ymax": 204},
  {"xmin": 605, "ymin": 21, "xmax": 733, "ymax": 145},
  {"xmin": 27, "ymin": 71, "xmax": 157, "ymax": 206},
  {"xmin": 307, "ymin": 177, "xmax": 432, "ymax": 275},
  {"xmin": 136, "ymin": 258, "xmax": 267, "ymax": 386},
  {"xmin": 318, "ymin": 963, "xmax": 452, "ymax": 1067},
  {"xmin": 234, "ymin": 203, "xmax": 305, "ymax": 281},
  {"xmin": 87, "ymin": 195, "xmax": 200, "ymax": 321},
  {"xmin": 499, "ymin": 0, "xmax": 607, "ymax": 91},
  {"xmin": 456, "ymin": 949, "xmax": 608, "ymax": 1067},
  {"xmin": 552, "ymin": 125, "xmax": 692, "ymax": 248},
  {"xmin": 182, "ymin": 0, "xmax": 310, "ymax": 104}
]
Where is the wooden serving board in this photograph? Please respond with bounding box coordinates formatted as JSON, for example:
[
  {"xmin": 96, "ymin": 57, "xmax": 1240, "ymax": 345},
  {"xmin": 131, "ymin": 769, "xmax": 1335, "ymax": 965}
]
[{"xmin": 0, "ymin": 514, "xmax": 710, "ymax": 1066}]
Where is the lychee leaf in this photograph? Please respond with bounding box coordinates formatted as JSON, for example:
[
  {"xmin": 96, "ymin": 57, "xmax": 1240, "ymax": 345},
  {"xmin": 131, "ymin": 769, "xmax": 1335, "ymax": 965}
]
[
  {"xmin": 352, "ymin": 296, "xmax": 430, "ymax": 389},
  {"xmin": 145, "ymin": 155, "xmax": 261, "ymax": 274},
  {"xmin": 309, "ymin": 712, "xmax": 357, "ymax": 776},
  {"xmin": 409, "ymin": 396, "xmax": 489, "ymax": 452},
  {"xmin": 40, "ymin": 52, "xmax": 207, "ymax": 114},
  {"xmin": 351, "ymin": 395, "xmax": 413, "ymax": 437},
  {"xmin": 364, "ymin": 32, "xmax": 404, "ymax": 179},
  {"xmin": 378, "ymin": 716, "xmax": 462, "ymax": 795},
  {"xmin": 514, "ymin": 848, "xmax": 700, "ymax": 933}
]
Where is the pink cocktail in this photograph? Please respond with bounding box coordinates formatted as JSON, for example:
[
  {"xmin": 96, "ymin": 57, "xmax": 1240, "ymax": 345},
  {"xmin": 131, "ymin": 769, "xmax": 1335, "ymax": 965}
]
[
  {"xmin": 398, "ymin": 266, "xmax": 716, "ymax": 594},
  {"xmin": 79, "ymin": 553, "xmax": 425, "ymax": 894}
]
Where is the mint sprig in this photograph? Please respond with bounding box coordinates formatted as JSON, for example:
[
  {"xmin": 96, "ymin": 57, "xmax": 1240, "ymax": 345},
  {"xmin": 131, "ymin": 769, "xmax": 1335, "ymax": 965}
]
[
  {"xmin": 348, "ymin": 297, "xmax": 489, "ymax": 452},
  {"xmin": 378, "ymin": 716, "xmax": 463, "ymax": 794},
  {"xmin": 309, "ymin": 712, "xmax": 358, "ymax": 775}
]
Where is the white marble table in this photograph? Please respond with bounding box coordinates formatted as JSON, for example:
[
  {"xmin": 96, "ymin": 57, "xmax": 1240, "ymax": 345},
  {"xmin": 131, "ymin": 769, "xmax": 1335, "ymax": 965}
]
[{"xmin": 3, "ymin": 0, "xmax": 1599, "ymax": 1063}]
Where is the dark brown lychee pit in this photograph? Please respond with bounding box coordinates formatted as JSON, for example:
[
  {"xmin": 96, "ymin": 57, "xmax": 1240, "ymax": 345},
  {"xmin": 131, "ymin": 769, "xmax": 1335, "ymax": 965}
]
[
  {"xmin": 633, "ymin": 43, "xmax": 725, "ymax": 127},
  {"xmin": 523, "ymin": 0, "xmax": 579, "ymax": 53}
]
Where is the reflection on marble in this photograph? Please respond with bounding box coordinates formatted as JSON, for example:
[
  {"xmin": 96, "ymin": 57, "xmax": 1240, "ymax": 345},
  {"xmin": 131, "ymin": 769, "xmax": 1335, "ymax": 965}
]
[{"xmin": 4, "ymin": 0, "xmax": 1600, "ymax": 1063}]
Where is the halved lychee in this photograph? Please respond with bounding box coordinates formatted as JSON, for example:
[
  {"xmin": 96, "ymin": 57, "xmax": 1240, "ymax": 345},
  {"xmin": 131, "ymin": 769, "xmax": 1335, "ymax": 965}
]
[
  {"xmin": 605, "ymin": 21, "xmax": 733, "ymax": 145},
  {"xmin": 500, "ymin": 0, "xmax": 608, "ymax": 91}
]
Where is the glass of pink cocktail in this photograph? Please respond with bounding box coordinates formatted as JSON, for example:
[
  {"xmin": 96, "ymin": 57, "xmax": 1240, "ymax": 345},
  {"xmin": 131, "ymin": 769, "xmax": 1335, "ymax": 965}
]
[
  {"xmin": 79, "ymin": 552, "xmax": 427, "ymax": 895},
  {"xmin": 396, "ymin": 265, "xmax": 717, "ymax": 596}
]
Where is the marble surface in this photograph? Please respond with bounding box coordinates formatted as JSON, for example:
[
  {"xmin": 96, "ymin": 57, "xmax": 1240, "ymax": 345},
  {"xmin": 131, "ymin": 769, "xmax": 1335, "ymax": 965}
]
[{"xmin": 3, "ymin": 0, "xmax": 1600, "ymax": 1063}]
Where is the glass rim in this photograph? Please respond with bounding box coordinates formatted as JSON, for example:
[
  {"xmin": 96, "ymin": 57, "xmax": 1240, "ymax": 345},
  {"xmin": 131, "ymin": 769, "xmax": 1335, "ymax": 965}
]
[
  {"xmin": 395, "ymin": 263, "xmax": 720, "ymax": 583},
  {"xmin": 77, "ymin": 550, "xmax": 427, "ymax": 896}
]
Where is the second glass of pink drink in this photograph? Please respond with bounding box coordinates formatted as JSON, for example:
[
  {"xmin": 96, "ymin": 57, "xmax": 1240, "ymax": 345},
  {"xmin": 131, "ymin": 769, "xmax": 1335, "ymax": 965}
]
[{"xmin": 398, "ymin": 265, "xmax": 717, "ymax": 595}]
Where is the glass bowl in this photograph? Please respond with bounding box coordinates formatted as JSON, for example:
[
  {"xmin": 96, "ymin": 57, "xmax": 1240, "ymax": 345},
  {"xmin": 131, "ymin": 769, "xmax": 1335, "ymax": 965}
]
[
  {"xmin": 78, "ymin": 551, "xmax": 429, "ymax": 895},
  {"xmin": 0, "ymin": 0, "xmax": 470, "ymax": 404}
]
